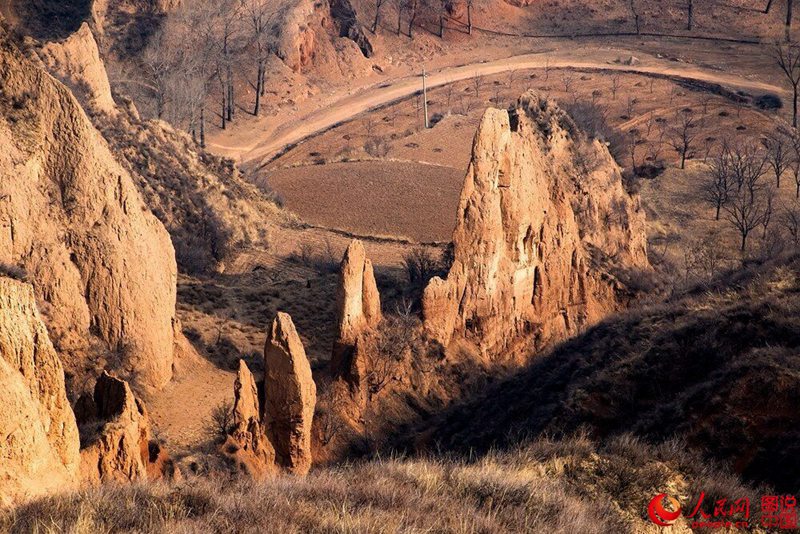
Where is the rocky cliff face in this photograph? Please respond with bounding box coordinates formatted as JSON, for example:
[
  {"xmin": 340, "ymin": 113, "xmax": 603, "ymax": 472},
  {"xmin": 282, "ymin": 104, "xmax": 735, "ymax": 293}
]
[
  {"xmin": 273, "ymin": 0, "xmax": 373, "ymax": 76},
  {"xmin": 38, "ymin": 22, "xmax": 116, "ymax": 114},
  {"xmin": 79, "ymin": 371, "xmax": 178, "ymax": 484},
  {"xmin": 422, "ymin": 92, "xmax": 648, "ymax": 357},
  {"xmin": 0, "ymin": 276, "xmax": 80, "ymax": 505},
  {"xmin": 0, "ymin": 31, "xmax": 178, "ymax": 392},
  {"xmin": 225, "ymin": 313, "xmax": 317, "ymax": 476}
]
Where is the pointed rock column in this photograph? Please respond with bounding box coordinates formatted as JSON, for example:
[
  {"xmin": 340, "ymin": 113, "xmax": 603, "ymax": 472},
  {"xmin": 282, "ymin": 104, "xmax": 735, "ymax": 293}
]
[
  {"xmin": 264, "ymin": 312, "xmax": 317, "ymax": 475},
  {"xmin": 331, "ymin": 240, "xmax": 382, "ymax": 380}
]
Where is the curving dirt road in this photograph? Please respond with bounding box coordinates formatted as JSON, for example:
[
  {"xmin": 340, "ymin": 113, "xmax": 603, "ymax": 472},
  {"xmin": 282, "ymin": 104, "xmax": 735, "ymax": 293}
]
[{"xmin": 210, "ymin": 48, "xmax": 785, "ymax": 168}]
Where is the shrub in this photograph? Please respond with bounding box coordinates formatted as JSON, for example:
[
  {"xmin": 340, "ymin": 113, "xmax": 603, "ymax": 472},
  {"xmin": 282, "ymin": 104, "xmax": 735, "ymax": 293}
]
[
  {"xmin": 561, "ymin": 101, "xmax": 627, "ymax": 164},
  {"xmin": 754, "ymin": 93, "xmax": 783, "ymax": 110},
  {"xmin": 0, "ymin": 262, "xmax": 28, "ymax": 282},
  {"xmin": 402, "ymin": 247, "xmax": 440, "ymax": 287},
  {"xmin": 207, "ymin": 400, "xmax": 233, "ymax": 439}
]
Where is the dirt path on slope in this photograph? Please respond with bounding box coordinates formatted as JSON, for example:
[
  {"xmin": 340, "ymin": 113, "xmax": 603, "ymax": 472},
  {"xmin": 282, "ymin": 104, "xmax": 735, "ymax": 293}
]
[{"xmin": 207, "ymin": 47, "xmax": 785, "ymax": 167}]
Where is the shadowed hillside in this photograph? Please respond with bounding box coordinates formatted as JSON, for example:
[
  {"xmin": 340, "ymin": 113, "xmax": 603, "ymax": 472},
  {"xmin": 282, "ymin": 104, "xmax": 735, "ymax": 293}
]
[{"xmin": 415, "ymin": 254, "xmax": 800, "ymax": 493}]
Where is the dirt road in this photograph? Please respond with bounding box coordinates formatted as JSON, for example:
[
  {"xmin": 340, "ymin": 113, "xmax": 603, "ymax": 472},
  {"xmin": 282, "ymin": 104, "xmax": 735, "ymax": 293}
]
[{"xmin": 209, "ymin": 47, "xmax": 785, "ymax": 167}]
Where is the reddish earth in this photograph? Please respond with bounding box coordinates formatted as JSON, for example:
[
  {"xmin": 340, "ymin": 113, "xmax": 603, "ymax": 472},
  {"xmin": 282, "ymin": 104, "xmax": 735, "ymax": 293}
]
[{"xmin": 264, "ymin": 160, "xmax": 463, "ymax": 242}]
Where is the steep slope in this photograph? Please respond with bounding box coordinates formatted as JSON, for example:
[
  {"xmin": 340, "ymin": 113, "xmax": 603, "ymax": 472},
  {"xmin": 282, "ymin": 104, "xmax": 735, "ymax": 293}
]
[
  {"xmin": 422, "ymin": 92, "xmax": 648, "ymax": 358},
  {"xmin": 0, "ymin": 30, "xmax": 177, "ymax": 392},
  {"xmin": 418, "ymin": 254, "xmax": 800, "ymax": 493},
  {"xmin": 94, "ymin": 106, "xmax": 281, "ymax": 273},
  {"xmin": 38, "ymin": 22, "xmax": 116, "ymax": 114},
  {"xmin": 0, "ymin": 276, "xmax": 80, "ymax": 505}
]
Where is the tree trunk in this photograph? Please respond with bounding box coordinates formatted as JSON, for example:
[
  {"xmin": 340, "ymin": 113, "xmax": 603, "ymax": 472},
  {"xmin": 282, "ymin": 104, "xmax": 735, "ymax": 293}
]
[
  {"xmin": 227, "ymin": 66, "xmax": 234, "ymax": 121},
  {"xmin": 765, "ymin": 0, "xmax": 774, "ymax": 13},
  {"xmin": 440, "ymin": 15, "xmax": 444, "ymax": 38},
  {"xmin": 741, "ymin": 232, "xmax": 747, "ymax": 252},
  {"xmin": 221, "ymin": 80, "xmax": 226, "ymax": 130},
  {"xmin": 467, "ymin": 4, "xmax": 472, "ymax": 34},
  {"xmin": 715, "ymin": 202, "xmax": 721, "ymax": 220},
  {"xmin": 681, "ymin": 150, "xmax": 687, "ymax": 169},
  {"xmin": 200, "ymin": 107, "xmax": 206, "ymax": 148},
  {"xmin": 254, "ymin": 63, "xmax": 263, "ymax": 116},
  {"xmin": 397, "ymin": 6, "xmax": 402, "ymax": 35},
  {"xmin": 372, "ymin": 2, "xmax": 381, "ymax": 32},
  {"xmin": 788, "ymin": 0, "xmax": 794, "ymax": 41},
  {"xmin": 793, "ymin": 86, "xmax": 798, "ymax": 127},
  {"xmin": 687, "ymin": 0, "xmax": 693, "ymax": 30}
]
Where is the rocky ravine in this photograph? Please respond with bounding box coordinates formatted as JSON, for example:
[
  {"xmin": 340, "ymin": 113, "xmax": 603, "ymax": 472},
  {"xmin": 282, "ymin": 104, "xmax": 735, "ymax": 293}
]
[
  {"xmin": 323, "ymin": 93, "xmax": 649, "ymax": 457},
  {"xmin": 0, "ymin": 29, "xmax": 178, "ymax": 392}
]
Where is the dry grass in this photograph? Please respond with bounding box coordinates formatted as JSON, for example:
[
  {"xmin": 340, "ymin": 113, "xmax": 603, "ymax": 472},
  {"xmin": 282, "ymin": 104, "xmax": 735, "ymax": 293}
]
[{"xmin": 3, "ymin": 434, "xmax": 761, "ymax": 533}]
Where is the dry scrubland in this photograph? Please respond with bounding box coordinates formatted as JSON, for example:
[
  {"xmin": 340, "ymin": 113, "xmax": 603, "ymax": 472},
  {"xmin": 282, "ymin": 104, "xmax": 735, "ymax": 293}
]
[
  {"xmin": 0, "ymin": 435, "xmax": 761, "ymax": 533},
  {"xmin": 264, "ymin": 66, "xmax": 781, "ymax": 251}
]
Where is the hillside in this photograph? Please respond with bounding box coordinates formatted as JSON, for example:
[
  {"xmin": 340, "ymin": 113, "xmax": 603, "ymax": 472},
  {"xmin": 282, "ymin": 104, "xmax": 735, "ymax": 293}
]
[
  {"xmin": 415, "ymin": 254, "xmax": 800, "ymax": 493},
  {"xmin": 0, "ymin": 434, "xmax": 761, "ymax": 532}
]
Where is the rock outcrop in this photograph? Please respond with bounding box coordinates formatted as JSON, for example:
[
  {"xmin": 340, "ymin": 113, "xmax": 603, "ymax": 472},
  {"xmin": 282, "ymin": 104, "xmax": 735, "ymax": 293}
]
[
  {"xmin": 39, "ymin": 23, "xmax": 116, "ymax": 114},
  {"xmin": 224, "ymin": 360, "xmax": 275, "ymax": 477},
  {"xmin": 79, "ymin": 371, "xmax": 178, "ymax": 484},
  {"xmin": 273, "ymin": 0, "xmax": 373, "ymax": 76},
  {"xmin": 224, "ymin": 312, "xmax": 316, "ymax": 476},
  {"xmin": 422, "ymin": 92, "xmax": 648, "ymax": 356},
  {"xmin": 0, "ymin": 31, "xmax": 178, "ymax": 391},
  {"xmin": 331, "ymin": 243, "xmax": 381, "ymax": 391},
  {"xmin": 0, "ymin": 277, "xmax": 80, "ymax": 505},
  {"xmin": 264, "ymin": 312, "xmax": 317, "ymax": 475},
  {"xmin": 330, "ymin": 0, "xmax": 373, "ymax": 58}
]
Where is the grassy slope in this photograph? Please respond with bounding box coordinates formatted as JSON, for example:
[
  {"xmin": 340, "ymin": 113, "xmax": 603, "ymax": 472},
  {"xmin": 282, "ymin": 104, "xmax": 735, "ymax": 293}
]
[
  {"xmin": 416, "ymin": 254, "xmax": 800, "ymax": 493},
  {"xmin": 1, "ymin": 434, "xmax": 763, "ymax": 533}
]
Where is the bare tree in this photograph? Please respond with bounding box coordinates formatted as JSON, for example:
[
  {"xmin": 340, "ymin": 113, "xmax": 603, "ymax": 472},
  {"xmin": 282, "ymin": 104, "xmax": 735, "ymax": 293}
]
[
  {"xmin": 444, "ymin": 80, "xmax": 455, "ymax": 111},
  {"xmin": 472, "ymin": 73, "xmax": 483, "ymax": 99},
  {"xmin": 407, "ymin": 0, "xmax": 419, "ymax": 37},
  {"xmin": 775, "ymin": 42, "xmax": 800, "ymax": 127},
  {"xmin": 722, "ymin": 146, "xmax": 770, "ymax": 252},
  {"xmin": 626, "ymin": 95, "xmax": 637, "ymax": 117},
  {"xmin": 666, "ymin": 109, "xmax": 701, "ymax": 169},
  {"xmin": 561, "ymin": 72, "xmax": 575, "ymax": 94},
  {"xmin": 243, "ymin": 0, "xmax": 275, "ymax": 116},
  {"xmin": 372, "ymin": 0, "xmax": 387, "ymax": 32},
  {"xmin": 763, "ymin": 130, "xmax": 792, "ymax": 188},
  {"xmin": 396, "ymin": 0, "xmax": 404, "ymax": 34},
  {"xmin": 630, "ymin": 0, "xmax": 641, "ymax": 34},
  {"xmin": 687, "ymin": 0, "xmax": 694, "ymax": 31},
  {"xmin": 780, "ymin": 199, "xmax": 800, "ymax": 247},
  {"xmin": 629, "ymin": 128, "xmax": 640, "ymax": 171},
  {"xmin": 467, "ymin": 0, "xmax": 473, "ymax": 34},
  {"xmin": 725, "ymin": 187, "xmax": 770, "ymax": 252},
  {"xmin": 728, "ymin": 140, "xmax": 769, "ymax": 193},
  {"xmin": 761, "ymin": 186, "xmax": 777, "ymax": 238},
  {"xmin": 610, "ymin": 73, "xmax": 621, "ymax": 100},
  {"xmin": 791, "ymin": 131, "xmax": 800, "ymax": 197},
  {"xmin": 702, "ymin": 141, "xmax": 736, "ymax": 220}
]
